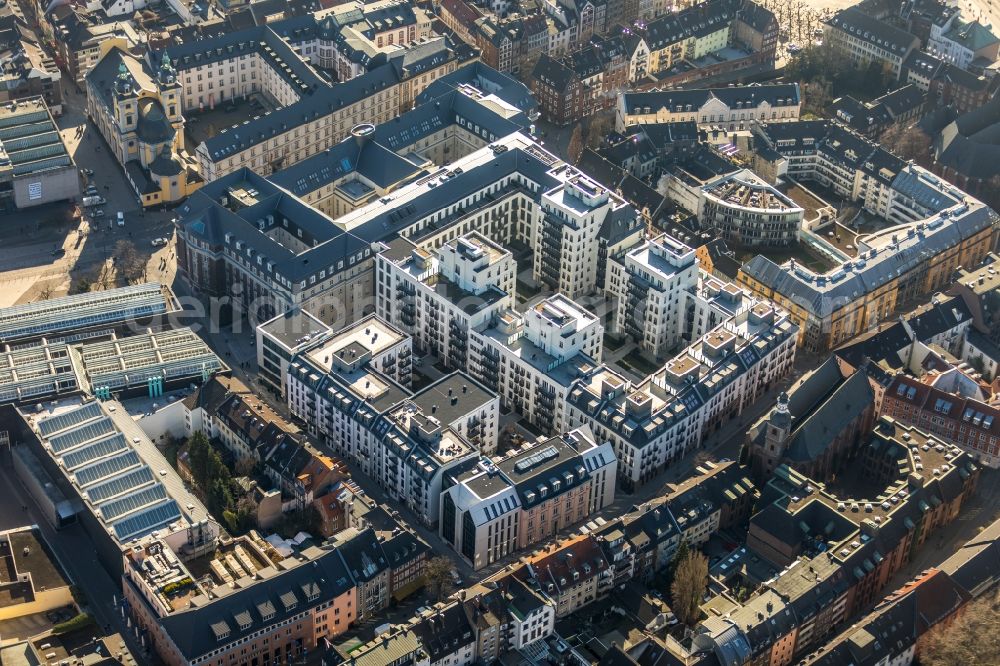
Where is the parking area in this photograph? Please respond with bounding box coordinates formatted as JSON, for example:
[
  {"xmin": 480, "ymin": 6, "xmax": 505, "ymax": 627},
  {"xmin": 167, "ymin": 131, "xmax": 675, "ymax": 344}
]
[{"xmin": 0, "ymin": 81, "xmax": 183, "ymax": 305}]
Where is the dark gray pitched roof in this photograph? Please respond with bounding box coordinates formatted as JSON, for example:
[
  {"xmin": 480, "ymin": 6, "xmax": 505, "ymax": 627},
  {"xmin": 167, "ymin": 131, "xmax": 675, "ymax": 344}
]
[
  {"xmin": 620, "ymin": 83, "xmax": 800, "ymax": 115},
  {"xmin": 826, "ymin": 7, "xmax": 918, "ymax": 55},
  {"xmin": 336, "ymin": 527, "xmax": 388, "ymax": 582},
  {"xmin": 158, "ymin": 546, "xmax": 353, "ymax": 661},
  {"xmin": 783, "ymin": 370, "xmax": 874, "ymax": 462}
]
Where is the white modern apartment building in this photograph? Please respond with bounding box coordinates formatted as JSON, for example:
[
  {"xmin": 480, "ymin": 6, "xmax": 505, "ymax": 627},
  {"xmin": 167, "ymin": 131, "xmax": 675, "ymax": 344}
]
[
  {"xmin": 606, "ymin": 234, "xmax": 698, "ymax": 358},
  {"xmin": 281, "ymin": 316, "xmax": 501, "ymax": 523},
  {"xmin": 566, "ymin": 300, "xmax": 797, "ymax": 489},
  {"xmin": 376, "ymin": 232, "xmax": 516, "ymax": 370},
  {"xmin": 439, "ymin": 426, "xmax": 615, "ymax": 570},
  {"xmin": 607, "ymin": 234, "xmax": 769, "ymax": 360},
  {"xmin": 534, "ymin": 171, "xmax": 643, "ymax": 299},
  {"xmin": 258, "ymin": 311, "xmax": 409, "ymax": 396},
  {"xmin": 469, "ymin": 294, "xmax": 603, "ymax": 434}
]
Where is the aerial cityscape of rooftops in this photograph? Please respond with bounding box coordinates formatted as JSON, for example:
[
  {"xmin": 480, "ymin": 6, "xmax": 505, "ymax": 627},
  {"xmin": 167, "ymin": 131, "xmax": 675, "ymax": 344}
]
[{"xmin": 2, "ymin": 0, "xmax": 1000, "ymax": 663}]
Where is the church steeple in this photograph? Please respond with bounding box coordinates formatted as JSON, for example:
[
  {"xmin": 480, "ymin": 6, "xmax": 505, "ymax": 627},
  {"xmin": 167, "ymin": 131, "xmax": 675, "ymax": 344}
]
[{"xmin": 114, "ymin": 60, "xmax": 133, "ymax": 96}]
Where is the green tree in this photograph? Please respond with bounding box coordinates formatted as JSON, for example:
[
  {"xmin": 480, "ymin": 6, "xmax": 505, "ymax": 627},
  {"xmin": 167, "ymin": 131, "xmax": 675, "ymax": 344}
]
[
  {"xmin": 670, "ymin": 547, "xmax": 708, "ymax": 626},
  {"xmin": 207, "ymin": 477, "xmax": 233, "ymax": 518}
]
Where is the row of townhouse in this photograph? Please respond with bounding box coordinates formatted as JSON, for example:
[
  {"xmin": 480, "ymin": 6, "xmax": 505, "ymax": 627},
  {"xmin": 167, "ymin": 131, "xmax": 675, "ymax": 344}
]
[
  {"xmin": 566, "ymin": 296, "xmax": 797, "ymax": 490},
  {"xmin": 608, "ymin": 415, "xmax": 981, "ymax": 666},
  {"xmin": 333, "ymin": 564, "xmax": 562, "ymax": 666},
  {"xmin": 339, "ymin": 460, "xmax": 759, "ymax": 666},
  {"xmin": 824, "ymin": 1, "xmax": 1000, "ymax": 77},
  {"xmin": 800, "ymin": 515, "xmax": 1000, "ymax": 666},
  {"xmin": 182, "ymin": 374, "xmax": 350, "ymax": 514},
  {"xmin": 528, "ymin": 0, "xmax": 778, "ymax": 124},
  {"xmin": 742, "ymin": 119, "xmax": 998, "ymax": 353},
  {"xmin": 592, "ymin": 459, "xmax": 758, "ymax": 583},
  {"xmin": 354, "ymin": 460, "xmax": 1000, "ymax": 666},
  {"xmin": 881, "ymin": 373, "xmax": 1000, "ymax": 468},
  {"xmin": 123, "ymin": 523, "xmax": 429, "ymax": 666}
]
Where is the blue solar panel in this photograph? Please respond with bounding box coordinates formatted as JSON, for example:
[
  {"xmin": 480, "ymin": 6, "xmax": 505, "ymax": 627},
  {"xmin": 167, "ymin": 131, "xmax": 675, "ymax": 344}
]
[
  {"xmin": 61, "ymin": 433, "xmax": 128, "ymax": 471},
  {"xmin": 74, "ymin": 451, "xmax": 143, "ymax": 487},
  {"xmin": 48, "ymin": 417, "xmax": 115, "ymax": 453},
  {"xmin": 100, "ymin": 484, "xmax": 169, "ymax": 522},
  {"xmin": 111, "ymin": 499, "xmax": 182, "ymax": 541},
  {"xmin": 38, "ymin": 402, "xmax": 103, "ymax": 436},
  {"xmin": 85, "ymin": 466, "xmax": 155, "ymax": 503}
]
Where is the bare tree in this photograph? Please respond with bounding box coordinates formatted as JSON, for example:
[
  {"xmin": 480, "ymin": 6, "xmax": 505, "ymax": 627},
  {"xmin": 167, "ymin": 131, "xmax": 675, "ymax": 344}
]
[
  {"xmin": 234, "ymin": 456, "xmax": 256, "ymax": 478},
  {"xmin": 918, "ymin": 589, "xmax": 1000, "ymax": 665},
  {"xmin": 585, "ymin": 113, "xmax": 614, "ymax": 149},
  {"xmin": 38, "ymin": 282, "xmax": 55, "ymax": 300},
  {"xmin": 879, "ymin": 124, "xmax": 932, "ymax": 166},
  {"xmin": 113, "ymin": 240, "xmax": 145, "ymax": 283},
  {"xmin": 567, "ymin": 124, "xmax": 584, "ymax": 163},
  {"xmin": 95, "ymin": 262, "xmax": 117, "ymax": 290},
  {"xmin": 803, "ymin": 78, "xmax": 833, "ymax": 117},
  {"xmin": 670, "ymin": 547, "xmax": 708, "ymax": 626},
  {"xmin": 423, "ymin": 556, "xmax": 455, "ymax": 602}
]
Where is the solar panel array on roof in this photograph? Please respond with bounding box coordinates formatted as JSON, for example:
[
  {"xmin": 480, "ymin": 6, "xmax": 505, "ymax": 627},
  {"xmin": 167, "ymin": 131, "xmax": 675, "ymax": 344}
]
[
  {"xmin": 38, "ymin": 400, "xmax": 103, "ymax": 436},
  {"xmin": 100, "ymin": 484, "xmax": 169, "ymax": 522},
  {"xmin": 35, "ymin": 400, "xmax": 195, "ymax": 544},
  {"xmin": 61, "ymin": 433, "xmax": 128, "ymax": 471},
  {"xmin": 85, "ymin": 466, "xmax": 156, "ymax": 502},
  {"xmin": 74, "ymin": 450, "xmax": 143, "ymax": 487},
  {"xmin": 111, "ymin": 499, "xmax": 182, "ymax": 541},
  {"xmin": 48, "ymin": 416, "xmax": 115, "ymax": 453}
]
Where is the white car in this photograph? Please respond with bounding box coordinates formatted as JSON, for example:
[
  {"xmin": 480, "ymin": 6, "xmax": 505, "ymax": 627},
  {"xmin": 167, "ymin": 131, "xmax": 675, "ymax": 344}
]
[
  {"xmin": 151, "ymin": 237, "xmax": 168, "ymax": 247},
  {"xmin": 117, "ymin": 211, "xmax": 125, "ymax": 227}
]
